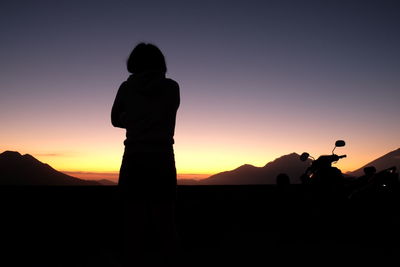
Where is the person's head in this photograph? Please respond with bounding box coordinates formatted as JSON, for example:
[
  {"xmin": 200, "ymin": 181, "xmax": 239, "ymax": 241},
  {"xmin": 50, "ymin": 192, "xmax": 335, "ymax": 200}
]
[
  {"xmin": 276, "ymin": 173, "xmax": 290, "ymax": 187},
  {"xmin": 127, "ymin": 43, "xmax": 167, "ymax": 74}
]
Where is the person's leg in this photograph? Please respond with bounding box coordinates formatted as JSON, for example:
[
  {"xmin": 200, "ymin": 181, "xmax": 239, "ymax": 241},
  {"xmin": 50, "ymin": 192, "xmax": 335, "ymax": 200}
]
[
  {"xmin": 119, "ymin": 156, "xmax": 152, "ymax": 266},
  {"xmin": 149, "ymin": 197, "xmax": 179, "ymax": 267},
  {"xmin": 122, "ymin": 195, "xmax": 151, "ymax": 267}
]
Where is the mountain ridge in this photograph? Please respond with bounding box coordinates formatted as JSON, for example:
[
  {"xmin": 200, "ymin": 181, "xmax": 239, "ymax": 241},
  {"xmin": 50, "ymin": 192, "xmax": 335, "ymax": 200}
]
[
  {"xmin": 189, "ymin": 149, "xmax": 400, "ymax": 185},
  {"xmin": 0, "ymin": 151, "xmax": 101, "ymax": 185},
  {"xmin": 3, "ymin": 148, "xmax": 399, "ymax": 186},
  {"xmin": 198, "ymin": 153, "xmax": 311, "ymax": 185},
  {"xmin": 348, "ymin": 148, "xmax": 400, "ymax": 177}
]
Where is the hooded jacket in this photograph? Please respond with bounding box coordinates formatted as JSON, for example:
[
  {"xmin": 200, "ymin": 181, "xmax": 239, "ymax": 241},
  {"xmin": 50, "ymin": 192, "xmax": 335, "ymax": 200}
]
[{"xmin": 111, "ymin": 71, "xmax": 180, "ymax": 154}]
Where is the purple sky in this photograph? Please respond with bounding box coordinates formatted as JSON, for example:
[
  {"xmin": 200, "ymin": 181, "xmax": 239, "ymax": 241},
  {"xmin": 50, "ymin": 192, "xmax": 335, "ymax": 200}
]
[{"xmin": 1, "ymin": 0, "xmax": 399, "ymax": 176}]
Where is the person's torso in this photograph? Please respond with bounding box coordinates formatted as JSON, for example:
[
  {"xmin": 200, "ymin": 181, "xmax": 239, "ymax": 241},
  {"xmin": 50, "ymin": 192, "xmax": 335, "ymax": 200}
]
[{"xmin": 122, "ymin": 72, "xmax": 179, "ymax": 153}]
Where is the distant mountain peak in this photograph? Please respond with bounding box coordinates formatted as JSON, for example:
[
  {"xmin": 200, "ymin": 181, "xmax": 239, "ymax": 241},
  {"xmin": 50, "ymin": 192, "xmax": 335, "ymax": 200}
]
[
  {"xmin": 348, "ymin": 148, "xmax": 400, "ymax": 177},
  {"xmin": 22, "ymin": 153, "xmax": 44, "ymax": 165},
  {"xmin": 0, "ymin": 150, "xmax": 100, "ymax": 185},
  {"xmin": 201, "ymin": 152, "xmax": 309, "ymax": 185},
  {"xmin": 236, "ymin": 164, "xmax": 257, "ymax": 171},
  {"xmin": 0, "ymin": 150, "xmax": 22, "ymax": 159},
  {"xmin": 1, "ymin": 151, "xmax": 50, "ymax": 169},
  {"xmin": 263, "ymin": 153, "xmax": 302, "ymax": 168}
]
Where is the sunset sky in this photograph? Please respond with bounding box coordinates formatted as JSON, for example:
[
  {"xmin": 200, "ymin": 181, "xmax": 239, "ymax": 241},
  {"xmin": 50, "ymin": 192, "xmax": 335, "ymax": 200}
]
[{"xmin": 1, "ymin": 0, "xmax": 399, "ymax": 182}]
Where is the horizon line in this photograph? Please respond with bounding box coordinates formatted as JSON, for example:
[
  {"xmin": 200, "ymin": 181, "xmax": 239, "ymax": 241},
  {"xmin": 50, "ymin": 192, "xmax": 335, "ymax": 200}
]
[{"xmin": 61, "ymin": 171, "xmax": 212, "ymax": 182}]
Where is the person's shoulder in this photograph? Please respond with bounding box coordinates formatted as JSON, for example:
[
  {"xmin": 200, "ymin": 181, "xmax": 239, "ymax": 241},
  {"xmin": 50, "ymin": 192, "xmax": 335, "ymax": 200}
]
[
  {"xmin": 119, "ymin": 77, "xmax": 132, "ymax": 88},
  {"xmin": 164, "ymin": 78, "xmax": 179, "ymax": 89},
  {"xmin": 117, "ymin": 80, "xmax": 129, "ymax": 93}
]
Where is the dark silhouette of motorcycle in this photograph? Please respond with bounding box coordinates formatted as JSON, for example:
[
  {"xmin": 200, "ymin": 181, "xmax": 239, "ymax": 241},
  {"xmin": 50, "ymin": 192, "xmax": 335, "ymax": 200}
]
[
  {"xmin": 299, "ymin": 140, "xmax": 347, "ymax": 194},
  {"xmin": 349, "ymin": 166, "xmax": 399, "ymax": 201}
]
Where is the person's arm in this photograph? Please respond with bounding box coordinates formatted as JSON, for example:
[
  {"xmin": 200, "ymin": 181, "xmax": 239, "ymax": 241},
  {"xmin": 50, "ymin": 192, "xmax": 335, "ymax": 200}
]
[
  {"xmin": 165, "ymin": 79, "xmax": 180, "ymax": 111},
  {"xmin": 111, "ymin": 82, "xmax": 128, "ymax": 128},
  {"xmin": 172, "ymin": 80, "xmax": 180, "ymax": 110}
]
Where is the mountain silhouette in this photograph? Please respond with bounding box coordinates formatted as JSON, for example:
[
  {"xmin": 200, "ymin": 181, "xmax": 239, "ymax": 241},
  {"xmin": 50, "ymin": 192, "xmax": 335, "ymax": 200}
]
[
  {"xmin": 96, "ymin": 179, "xmax": 117, "ymax": 185},
  {"xmin": 0, "ymin": 151, "xmax": 100, "ymax": 185},
  {"xmin": 198, "ymin": 153, "xmax": 311, "ymax": 185},
  {"xmin": 177, "ymin": 178, "xmax": 200, "ymax": 185},
  {"xmin": 348, "ymin": 148, "xmax": 400, "ymax": 177},
  {"xmin": 4, "ymin": 148, "xmax": 398, "ymax": 186}
]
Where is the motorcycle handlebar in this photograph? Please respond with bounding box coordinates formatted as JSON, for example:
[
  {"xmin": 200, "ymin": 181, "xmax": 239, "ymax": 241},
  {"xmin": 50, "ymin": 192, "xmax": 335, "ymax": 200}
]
[{"xmin": 329, "ymin": 154, "xmax": 346, "ymax": 162}]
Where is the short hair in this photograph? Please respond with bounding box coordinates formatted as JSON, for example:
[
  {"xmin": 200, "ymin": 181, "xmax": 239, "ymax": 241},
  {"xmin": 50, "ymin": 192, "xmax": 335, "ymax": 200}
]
[{"xmin": 127, "ymin": 43, "xmax": 167, "ymax": 74}]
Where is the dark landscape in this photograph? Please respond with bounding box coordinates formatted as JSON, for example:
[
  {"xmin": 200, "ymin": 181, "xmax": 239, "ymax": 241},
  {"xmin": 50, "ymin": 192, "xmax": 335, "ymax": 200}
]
[
  {"xmin": 1, "ymin": 185, "xmax": 399, "ymax": 266},
  {"xmin": 1, "ymin": 150, "xmax": 400, "ymax": 266}
]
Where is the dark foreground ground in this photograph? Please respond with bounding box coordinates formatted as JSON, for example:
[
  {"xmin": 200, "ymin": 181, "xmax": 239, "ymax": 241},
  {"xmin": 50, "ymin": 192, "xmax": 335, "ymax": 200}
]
[{"xmin": 0, "ymin": 185, "xmax": 399, "ymax": 266}]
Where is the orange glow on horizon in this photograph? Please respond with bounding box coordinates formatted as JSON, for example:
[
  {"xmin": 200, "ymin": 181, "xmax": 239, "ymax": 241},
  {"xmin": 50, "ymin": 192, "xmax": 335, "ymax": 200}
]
[
  {"xmin": 1, "ymin": 124, "xmax": 398, "ymax": 181},
  {"xmin": 61, "ymin": 170, "xmax": 212, "ymax": 182}
]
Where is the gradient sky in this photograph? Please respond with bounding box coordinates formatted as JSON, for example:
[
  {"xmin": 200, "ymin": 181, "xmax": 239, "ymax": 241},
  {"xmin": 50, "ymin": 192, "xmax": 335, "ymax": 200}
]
[{"xmin": 1, "ymin": 0, "xmax": 399, "ymax": 181}]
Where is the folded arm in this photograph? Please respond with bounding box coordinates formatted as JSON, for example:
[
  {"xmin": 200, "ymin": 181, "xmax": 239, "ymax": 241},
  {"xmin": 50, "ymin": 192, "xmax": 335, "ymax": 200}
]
[{"xmin": 111, "ymin": 82, "xmax": 128, "ymax": 128}]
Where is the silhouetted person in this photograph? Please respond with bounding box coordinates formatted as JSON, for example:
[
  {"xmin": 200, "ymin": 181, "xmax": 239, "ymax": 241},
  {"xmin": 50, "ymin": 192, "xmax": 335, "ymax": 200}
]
[
  {"xmin": 111, "ymin": 43, "xmax": 180, "ymax": 267},
  {"xmin": 276, "ymin": 173, "xmax": 290, "ymax": 188}
]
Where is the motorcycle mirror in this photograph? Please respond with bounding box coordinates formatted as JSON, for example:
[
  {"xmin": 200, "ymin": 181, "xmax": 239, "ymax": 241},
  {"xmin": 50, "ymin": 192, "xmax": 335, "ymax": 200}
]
[
  {"xmin": 335, "ymin": 140, "xmax": 346, "ymax": 147},
  {"xmin": 300, "ymin": 152, "xmax": 310, "ymax": 162}
]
